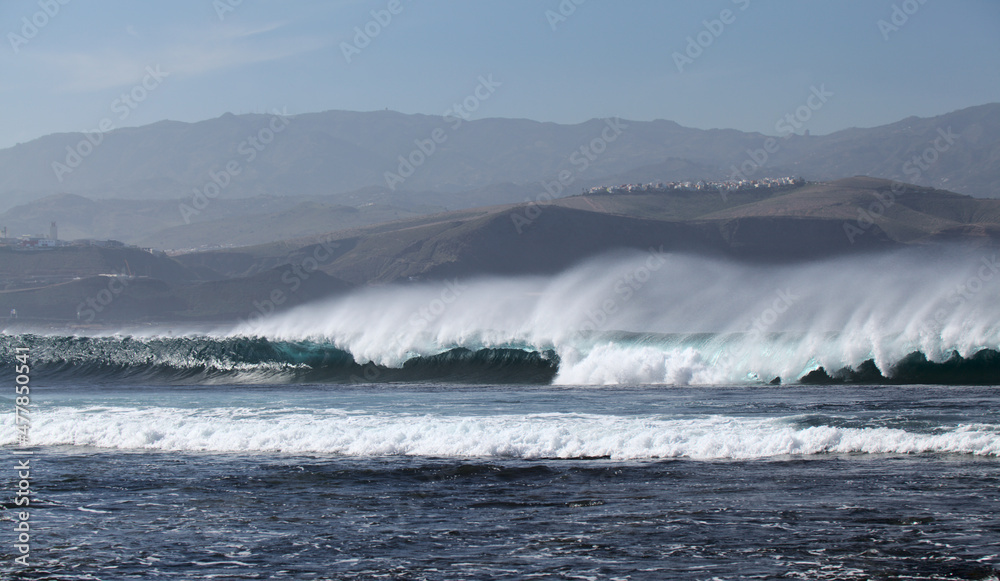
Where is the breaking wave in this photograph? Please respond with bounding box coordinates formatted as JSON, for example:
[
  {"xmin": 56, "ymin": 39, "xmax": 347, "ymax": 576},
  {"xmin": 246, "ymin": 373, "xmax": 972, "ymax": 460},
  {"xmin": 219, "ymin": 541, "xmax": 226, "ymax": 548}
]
[
  {"xmin": 3, "ymin": 247, "xmax": 999, "ymax": 386},
  {"xmin": 2, "ymin": 333, "xmax": 999, "ymax": 386}
]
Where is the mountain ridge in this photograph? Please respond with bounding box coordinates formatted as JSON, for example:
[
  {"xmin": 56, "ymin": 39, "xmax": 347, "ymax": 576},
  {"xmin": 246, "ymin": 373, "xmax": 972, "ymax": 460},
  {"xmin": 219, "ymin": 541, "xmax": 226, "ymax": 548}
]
[
  {"xmin": 1, "ymin": 104, "xmax": 996, "ymax": 218},
  {"xmin": 2, "ymin": 177, "xmax": 998, "ymax": 323}
]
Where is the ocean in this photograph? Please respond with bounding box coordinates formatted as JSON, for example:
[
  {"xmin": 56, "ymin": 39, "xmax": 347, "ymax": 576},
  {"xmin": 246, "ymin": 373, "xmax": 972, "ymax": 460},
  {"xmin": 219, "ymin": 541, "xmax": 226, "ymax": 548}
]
[
  {"xmin": 3, "ymin": 377, "xmax": 999, "ymax": 580},
  {"xmin": 3, "ymin": 249, "xmax": 1000, "ymax": 579}
]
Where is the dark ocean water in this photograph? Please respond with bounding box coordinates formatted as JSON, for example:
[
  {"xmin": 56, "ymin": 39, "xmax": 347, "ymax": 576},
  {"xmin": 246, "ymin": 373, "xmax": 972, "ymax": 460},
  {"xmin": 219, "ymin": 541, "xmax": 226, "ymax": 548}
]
[
  {"xmin": 7, "ymin": 249, "xmax": 1000, "ymax": 578},
  {"xmin": 4, "ymin": 383, "xmax": 1000, "ymax": 580}
]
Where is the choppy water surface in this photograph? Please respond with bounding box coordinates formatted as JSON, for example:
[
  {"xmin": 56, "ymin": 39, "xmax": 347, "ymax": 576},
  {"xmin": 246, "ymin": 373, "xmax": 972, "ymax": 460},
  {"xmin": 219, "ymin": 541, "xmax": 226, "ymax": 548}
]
[{"xmin": 3, "ymin": 383, "xmax": 999, "ymax": 579}]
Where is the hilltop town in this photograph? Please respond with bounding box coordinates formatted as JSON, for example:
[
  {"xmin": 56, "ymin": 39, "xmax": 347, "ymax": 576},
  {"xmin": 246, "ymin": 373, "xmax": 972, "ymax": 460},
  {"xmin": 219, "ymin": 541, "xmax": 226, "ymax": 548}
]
[
  {"xmin": 584, "ymin": 176, "xmax": 804, "ymax": 196},
  {"xmin": 0, "ymin": 221, "xmax": 161, "ymax": 254}
]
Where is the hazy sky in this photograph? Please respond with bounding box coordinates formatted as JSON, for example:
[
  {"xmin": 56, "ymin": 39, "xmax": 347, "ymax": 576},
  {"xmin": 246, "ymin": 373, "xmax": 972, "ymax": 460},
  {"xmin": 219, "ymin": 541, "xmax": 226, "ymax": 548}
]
[{"xmin": 1, "ymin": 0, "xmax": 997, "ymax": 148}]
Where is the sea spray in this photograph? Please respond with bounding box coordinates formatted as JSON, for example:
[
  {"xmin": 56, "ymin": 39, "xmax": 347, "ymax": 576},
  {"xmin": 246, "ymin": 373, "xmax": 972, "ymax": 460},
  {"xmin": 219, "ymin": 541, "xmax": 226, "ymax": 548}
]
[
  {"xmin": 228, "ymin": 246, "xmax": 1000, "ymax": 384},
  {"xmin": 4, "ymin": 247, "xmax": 998, "ymax": 386}
]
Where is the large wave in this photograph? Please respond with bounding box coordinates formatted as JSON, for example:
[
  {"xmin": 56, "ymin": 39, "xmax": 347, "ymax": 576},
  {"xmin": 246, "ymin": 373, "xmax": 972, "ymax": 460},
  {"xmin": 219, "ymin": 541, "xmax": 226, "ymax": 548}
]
[
  {"xmin": 3, "ymin": 247, "xmax": 999, "ymax": 385},
  {"xmin": 228, "ymin": 246, "xmax": 1000, "ymax": 385}
]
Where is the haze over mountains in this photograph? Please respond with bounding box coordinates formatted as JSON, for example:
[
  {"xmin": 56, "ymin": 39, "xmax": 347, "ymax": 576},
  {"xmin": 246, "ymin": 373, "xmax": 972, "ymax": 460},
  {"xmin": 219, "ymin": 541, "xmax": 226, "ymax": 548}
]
[
  {"xmin": 0, "ymin": 103, "xmax": 996, "ymax": 249},
  {"xmin": 2, "ymin": 101, "xmax": 1000, "ymax": 323},
  {"xmin": 3, "ymin": 175, "xmax": 1000, "ymax": 323}
]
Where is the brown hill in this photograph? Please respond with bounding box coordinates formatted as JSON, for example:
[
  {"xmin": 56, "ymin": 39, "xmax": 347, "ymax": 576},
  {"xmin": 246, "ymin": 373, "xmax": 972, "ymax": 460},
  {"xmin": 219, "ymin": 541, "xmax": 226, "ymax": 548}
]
[
  {"xmin": 180, "ymin": 177, "xmax": 968, "ymax": 286},
  {"xmin": 5, "ymin": 177, "xmax": 999, "ymax": 323},
  {"xmin": 697, "ymin": 177, "xmax": 1000, "ymax": 245}
]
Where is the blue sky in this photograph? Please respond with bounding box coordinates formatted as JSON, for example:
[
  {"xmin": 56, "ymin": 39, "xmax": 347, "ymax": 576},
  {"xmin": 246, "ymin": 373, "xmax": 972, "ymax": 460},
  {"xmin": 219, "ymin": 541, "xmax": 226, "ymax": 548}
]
[{"xmin": 0, "ymin": 0, "xmax": 997, "ymax": 148}]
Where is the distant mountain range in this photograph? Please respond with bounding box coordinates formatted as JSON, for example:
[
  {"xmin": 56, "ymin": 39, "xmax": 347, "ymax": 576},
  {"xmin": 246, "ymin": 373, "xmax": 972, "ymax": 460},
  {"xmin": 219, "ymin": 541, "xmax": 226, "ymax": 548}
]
[
  {"xmin": 3, "ymin": 177, "xmax": 998, "ymax": 324},
  {"xmin": 2, "ymin": 101, "xmax": 999, "ymax": 323},
  {"xmin": 0, "ymin": 104, "xmax": 996, "ymax": 231}
]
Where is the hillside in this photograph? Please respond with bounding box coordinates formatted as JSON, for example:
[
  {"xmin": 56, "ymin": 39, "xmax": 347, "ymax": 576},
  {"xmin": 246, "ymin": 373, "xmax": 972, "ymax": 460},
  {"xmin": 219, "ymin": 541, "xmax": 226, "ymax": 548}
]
[
  {"xmin": 177, "ymin": 177, "xmax": 1000, "ymax": 287},
  {"xmin": 774, "ymin": 105, "xmax": 1000, "ymax": 200},
  {"xmin": 697, "ymin": 177, "xmax": 1000, "ymax": 245},
  {"xmin": 136, "ymin": 200, "xmax": 435, "ymax": 251},
  {"xmin": 0, "ymin": 192, "xmax": 442, "ymax": 250},
  {"xmin": 0, "ymin": 246, "xmax": 199, "ymax": 290},
  {"xmin": 0, "ymin": 104, "xmax": 996, "ymax": 219},
  {"xmin": 4, "ymin": 177, "xmax": 998, "ymax": 324}
]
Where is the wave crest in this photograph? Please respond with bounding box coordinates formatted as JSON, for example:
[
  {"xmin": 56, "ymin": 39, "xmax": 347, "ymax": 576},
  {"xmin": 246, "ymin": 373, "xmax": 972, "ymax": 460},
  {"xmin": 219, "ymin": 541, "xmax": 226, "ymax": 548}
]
[{"xmin": 5, "ymin": 407, "xmax": 998, "ymax": 459}]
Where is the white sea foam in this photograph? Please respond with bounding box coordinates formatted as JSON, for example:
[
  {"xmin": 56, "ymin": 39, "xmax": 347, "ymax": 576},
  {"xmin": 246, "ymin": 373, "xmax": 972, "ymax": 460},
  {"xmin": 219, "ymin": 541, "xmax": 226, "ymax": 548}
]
[
  {"xmin": 4, "ymin": 407, "xmax": 998, "ymax": 459},
  {"xmin": 222, "ymin": 248, "xmax": 1000, "ymax": 385},
  {"xmin": 8, "ymin": 249, "xmax": 997, "ymax": 386}
]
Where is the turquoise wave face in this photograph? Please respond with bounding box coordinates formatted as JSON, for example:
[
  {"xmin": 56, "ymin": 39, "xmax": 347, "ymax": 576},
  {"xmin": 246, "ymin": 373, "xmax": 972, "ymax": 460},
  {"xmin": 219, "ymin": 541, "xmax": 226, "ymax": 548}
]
[
  {"xmin": 5, "ymin": 248, "xmax": 998, "ymax": 385},
  {"xmin": 2, "ymin": 333, "xmax": 998, "ymax": 386},
  {"xmin": 0, "ymin": 334, "xmax": 559, "ymax": 385}
]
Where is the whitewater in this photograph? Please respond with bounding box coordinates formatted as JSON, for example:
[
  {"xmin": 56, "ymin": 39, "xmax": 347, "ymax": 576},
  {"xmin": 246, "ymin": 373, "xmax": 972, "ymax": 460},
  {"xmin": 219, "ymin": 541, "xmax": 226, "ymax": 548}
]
[
  {"xmin": 7, "ymin": 246, "xmax": 998, "ymax": 387},
  {"xmin": 3, "ymin": 248, "xmax": 1000, "ymax": 579},
  {"xmin": 7, "ymin": 397, "xmax": 999, "ymax": 459},
  {"xmin": 228, "ymin": 246, "xmax": 1000, "ymax": 385}
]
